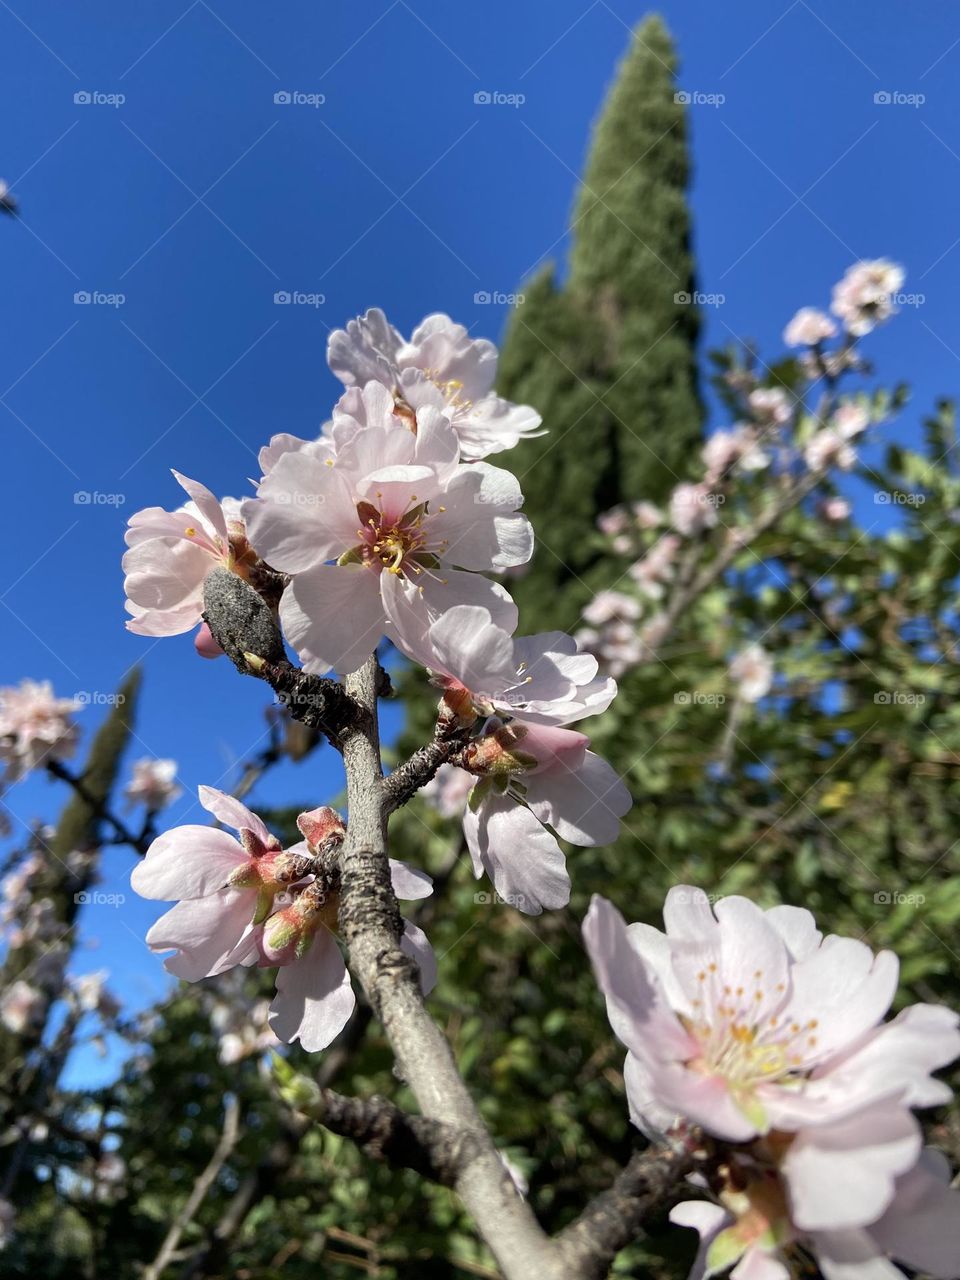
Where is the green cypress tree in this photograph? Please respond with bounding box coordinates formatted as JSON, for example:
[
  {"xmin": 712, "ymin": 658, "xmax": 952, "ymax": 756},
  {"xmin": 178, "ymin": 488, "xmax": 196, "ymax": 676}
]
[{"xmin": 499, "ymin": 14, "xmax": 703, "ymax": 629}]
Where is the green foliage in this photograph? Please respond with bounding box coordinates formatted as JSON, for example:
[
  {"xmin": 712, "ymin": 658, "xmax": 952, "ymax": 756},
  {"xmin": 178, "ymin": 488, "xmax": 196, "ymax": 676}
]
[{"xmin": 499, "ymin": 15, "xmax": 704, "ymax": 630}]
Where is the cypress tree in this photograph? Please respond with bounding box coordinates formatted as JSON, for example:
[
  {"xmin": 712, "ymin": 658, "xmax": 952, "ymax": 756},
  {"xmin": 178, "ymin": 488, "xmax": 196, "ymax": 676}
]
[{"xmin": 499, "ymin": 13, "xmax": 703, "ymax": 629}]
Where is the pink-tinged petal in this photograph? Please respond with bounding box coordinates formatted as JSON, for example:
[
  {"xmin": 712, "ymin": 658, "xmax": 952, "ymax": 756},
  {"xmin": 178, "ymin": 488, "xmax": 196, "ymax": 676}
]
[
  {"xmin": 582, "ymin": 895, "xmax": 695, "ymax": 1065},
  {"xmin": 764, "ymin": 904, "xmax": 822, "ymax": 961},
  {"xmin": 400, "ymin": 314, "xmax": 498, "ymax": 402},
  {"xmin": 463, "ymin": 793, "xmax": 570, "ymax": 915},
  {"xmin": 242, "ymin": 454, "xmax": 356, "ymax": 573},
  {"xmin": 784, "ymin": 1105, "xmax": 921, "ymax": 1231},
  {"xmin": 280, "ymin": 564, "xmax": 385, "ymax": 676},
  {"xmin": 197, "ymin": 786, "xmax": 271, "ymax": 844},
  {"xmin": 132, "ymin": 825, "xmax": 246, "ymax": 900},
  {"xmin": 626, "ymin": 922, "xmax": 695, "ymax": 1017},
  {"xmin": 327, "ymin": 308, "xmax": 403, "ymax": 387},
  {"xmin": 715, "ymin": 896, "xmax": 790, "ymax": 1024},
  {"xmin": 389, "ymin": 859, "xmax": 433, "ymax": 901},
  {"xmin": 526, "ymin": 751, "xmax": 630, "ymax": 845},
  {"xmin": 269, "ymin": 931, "xmax": 355, "ymax": 1052},
  {"xmin": 146, "ymin": 889, "xmax": 257, "ymax": 981},
  {"xmin": 669, "ymin": 1198, "xmax": 731, "ymax": 1280},
  {"xmin": 194, "ymin": 621, "xmax": 225, "ymax": 659},
  {"xmin": 813, "ymin": 1230, "xmax": 906, "ymax": 1280},
  {"xmin": 428, "ymin": 464, "xmax": 533, "ymax": 570},
  {"xmin": 779, "ymin": 936, "xmax": 899, "ymax": 1062},
  {"xmin": 171, "ymin": 471, "xmax": 228, "ymax": 541},
  {"xmin": 657, "ymin": 1066, "xmax": 763, "ymax": 1143},
  {"xmin": 125, "ymin": 601, "xmax": 206, "ymax": 637},
  {"xmin": 400, "ymin": 920, "xmax": 437, "ymax": 994},
  {"xmin": 123, "ymin": 539, "xmax": 210, "ymax": 612},
  {"xmin": 454, "ymin": 397, "xmax": 545, "ymax": 462},
  {"xmin": 421, "ymin": 605, "xmax": 517, "ymax": 692},
  {"xmin": 125, "ymin": 505, "xmax": 200, "ymax": 547},
  {"xmin": 624, "ymin": 1050, "xmax": 684, "ymax": 1137},
  {"xmin": 258, "ymin": 432, "xmax": 333, "ymax": 476},
  {"xmin": 382, "ymin": 571, "xmax": 519, "ymax": 669},
  {"xmin": 663, "ymin": 886, "xmax": 721, "ymax": 942},
  {"xmin": 870, "ymin": 1148, "xmax": 960, "ymax": 1278},
  {"xmin": 732, "ymin": 1249, "xmax": 790, "ymax": 1280},
  {"xmin": 519, "ymin": 723, "xmax": 589, "ymax": 774},
  {"xmin": 411, "ymin": 405, "xmax": 461, "ymax": 481}
]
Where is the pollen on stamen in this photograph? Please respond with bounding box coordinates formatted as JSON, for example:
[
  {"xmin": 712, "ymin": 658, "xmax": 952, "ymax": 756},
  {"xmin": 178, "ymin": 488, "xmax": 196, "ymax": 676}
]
[{"xmin": 185, "ymin": 527, "xmax": 197, "ymax": 537}]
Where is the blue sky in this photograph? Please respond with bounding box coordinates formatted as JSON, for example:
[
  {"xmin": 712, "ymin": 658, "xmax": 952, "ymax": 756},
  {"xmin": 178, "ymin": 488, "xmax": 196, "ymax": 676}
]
[{"xmin": 3, "ymin": 0, "xmax": 960, "ymax": 1078}]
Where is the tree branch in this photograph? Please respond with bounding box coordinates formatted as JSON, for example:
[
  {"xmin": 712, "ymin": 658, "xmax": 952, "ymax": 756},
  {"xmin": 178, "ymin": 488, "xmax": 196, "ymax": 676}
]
[
  {"xmin": 555, "ymin": 1126, "xmax": 705, "ymax": 1279},
  {"xmin": 338, "ymin": 655, "xmax": 566, "ymax": 1280}
]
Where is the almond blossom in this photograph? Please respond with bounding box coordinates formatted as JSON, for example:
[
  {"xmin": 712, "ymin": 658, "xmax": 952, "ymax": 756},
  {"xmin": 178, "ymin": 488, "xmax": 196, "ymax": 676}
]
[
  {"xmin": 0, "ymin": 979, "xmax": 45, "ymax": 1034},
  {"xmin": 670, "ymin": 1146, "xmax": 960, "ymax": 1280},
  {"xmin": 729, "ymin": 643, "xmax": 773, "ymax": 703},
  {"xmin": 783, "ymin": 307, "xmax": 837, "ymax": 348},
  {"xmin": 584, "ymin": 888, "xmax": 960, "ymax": 1230},
  {"xmin": 402, "ymin": 604, "xmax": 629, "ymax": 914},
  {"xmin": 832, "ymin": 260, "xmax": 905, "ymax": 337},
  {"xmin": 123, "ymin": 472, "xmax": 254, "ymax": 639},
  {"xmin": 124, "ymin": 757, "xmax": 181, "ymax": 812},
  {"xmin": 670, "ymin": 482, "xmax": 720, "ymax": 536},
  {"xmin": 133, "ymin": 789, "xmax": 435, "ymax": 1052},
  {"xmin": 327, "ymin": 308, "xmax": 544, "ymax": 460},
  {"xmin": 0, "ymin": 679, "xmax": 80, "ymax": 781},
  {"xmin": 242, "ymin": 386, "xmax": 533, "ymax": 675}
]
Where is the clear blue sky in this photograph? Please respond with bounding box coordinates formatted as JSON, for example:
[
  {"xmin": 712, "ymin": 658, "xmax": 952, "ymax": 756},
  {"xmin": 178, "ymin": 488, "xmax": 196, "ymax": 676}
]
[{"xmin": 3, "ymin": 0, "xmax": 959, "ymax": 1078}]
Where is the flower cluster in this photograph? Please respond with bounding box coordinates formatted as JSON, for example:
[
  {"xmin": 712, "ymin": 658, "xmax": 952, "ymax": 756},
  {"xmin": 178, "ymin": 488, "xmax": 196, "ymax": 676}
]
[
  {"xmin": 578, "ymin": 261, "xmax": 902, "ymax": 682},
  {"xmin": 126, "ymin": 309, "xmax": 630, "ymax": 937},
  {"xmin": 584, "ymin": 887, "xmax": 960, "ymax": 1280},
  {"xmin": 132, "ymin": 787, "xmax": 434, "ymax": 1051},
  {"xmin": 124, "ymin": 757, "xmax": 181, "ymax": 812},
  {"xmin": 0, "ymin": 680, "xmax": 80, "ymax": 782}
]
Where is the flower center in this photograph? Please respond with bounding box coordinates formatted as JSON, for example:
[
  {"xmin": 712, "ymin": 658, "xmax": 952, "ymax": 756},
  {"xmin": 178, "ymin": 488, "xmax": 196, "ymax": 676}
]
[{"xmin": 346, "ymin": 496, "xmax": 447, "ymax": 580}]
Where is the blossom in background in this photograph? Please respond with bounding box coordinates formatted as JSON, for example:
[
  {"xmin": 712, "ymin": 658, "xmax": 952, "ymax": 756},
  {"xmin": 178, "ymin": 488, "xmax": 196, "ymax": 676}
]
[
  {"xmin": 584, "ymin": 888, "xmax": 960, "ymax": 1233},
  {"xmin": 628, "ymin": 535, "xmax": 681, "ymax": 600},
  {"xmin": 702, "ymin": 426, "xmax": 771, "ymax": 485},
  {"xmin": 243, "ymin": 390, "xmax": 532, "ymax": 674},
  {"xmin": 408, "ymin": 605, "xmax": 628, "ymax": 914},
  {"xmin": 670, "ymin": 482, "xmax": 720, "ymax": 536},
  {"xmin": 832, "ymin": 259, "xmax": 905, "ymax": 337},
  {"xmin": 804, "ymin": 429, "xmax": 856, "ymax": 473},
  {"xmin": 748, "ymin": 387, "xmax": 793, "ymax": 428},
  {"xmin": 133, "ymin": 790, "xmax": 435, "ymax": 1052},
  {"xmin": 832, "ymin": 402, "xmax": 870, "ymax": 440},
  {"xmin": 327, "ymin": 308, "xmax": 543, "ymax": 460},
  {"xmin": 577, "ymin": 592, "xmax": 647, "ymax": 678},
  {"xmin": 0, "ymin": 979, "xmax": 46, "ymax": 1034},
  {"xmin": 421, "ymin": 762, "xmax": 477, "ymax": 818},
  {"xmin": 124, "ymin": 758, "xmax": 182, "ymax": 812},
  {"xmin": 783, "ymin": 307, "xmax": 837, "ymax": 348},
  {"xmin": 820, "ymin": 496, "xmax": 851, "ymax": 522},
  {"xmin": 0, "ymin": 679, "xmax": 80, "ymax": 781},
  {"xmin": 729, "ymin": 643, "xmax": 774, "ymax": 702},
  {"xmin": 123, "ymin": 472, "xmax": 251, "ymax": 640}
]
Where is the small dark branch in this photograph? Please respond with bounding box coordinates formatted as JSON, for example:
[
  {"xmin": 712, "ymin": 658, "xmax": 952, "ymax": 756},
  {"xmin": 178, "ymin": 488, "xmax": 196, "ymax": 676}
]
[
  {"xmin": 296, "ymin": 1087, "xmax": 485, "ymax": 1187},
  {"xmin": 202, "ymin": 568, "xmax": 368, "ymax": 750},
  {"xmin": 382, "ymin": 731, "xmax": 471, "ymax": 815},
  {"xmin": 556, "ymin": 1125, "xmax": 706, "ymax": 1280},
  {"xmin": 46, "ymin": 760, "xmax": 148, "ymax": 854}
]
